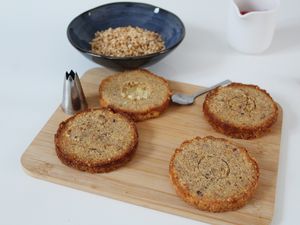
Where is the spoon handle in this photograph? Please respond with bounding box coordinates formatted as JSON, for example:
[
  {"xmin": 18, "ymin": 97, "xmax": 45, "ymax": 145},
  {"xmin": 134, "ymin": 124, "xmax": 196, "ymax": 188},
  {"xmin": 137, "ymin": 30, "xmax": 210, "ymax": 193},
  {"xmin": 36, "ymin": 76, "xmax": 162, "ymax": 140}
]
[{"xmin": 193, "ymin": 80, "xmax": 232, "ymax": 99}]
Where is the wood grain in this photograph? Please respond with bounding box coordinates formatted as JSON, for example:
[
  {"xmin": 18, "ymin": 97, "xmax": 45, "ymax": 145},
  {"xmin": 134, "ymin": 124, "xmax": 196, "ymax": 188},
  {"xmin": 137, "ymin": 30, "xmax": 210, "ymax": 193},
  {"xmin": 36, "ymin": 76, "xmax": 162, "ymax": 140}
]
[{"xmin": 21, "ymin": 67, "xmax": 283, "ymax": 225}]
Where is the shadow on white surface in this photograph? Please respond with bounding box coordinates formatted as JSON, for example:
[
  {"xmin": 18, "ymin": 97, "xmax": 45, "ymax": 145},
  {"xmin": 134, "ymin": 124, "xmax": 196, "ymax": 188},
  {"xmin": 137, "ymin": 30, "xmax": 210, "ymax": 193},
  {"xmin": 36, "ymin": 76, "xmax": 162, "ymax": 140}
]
[
  {"xmin": 271, "ymin": 100, "xmax": 297, "ymax": 225},
  {"xmin": 151, "ymin": 24, "xmax": 230, "ymax": 80},
  {"xmin": 266, "ymin": 23, "xmax": 300, "ymax": 54}
]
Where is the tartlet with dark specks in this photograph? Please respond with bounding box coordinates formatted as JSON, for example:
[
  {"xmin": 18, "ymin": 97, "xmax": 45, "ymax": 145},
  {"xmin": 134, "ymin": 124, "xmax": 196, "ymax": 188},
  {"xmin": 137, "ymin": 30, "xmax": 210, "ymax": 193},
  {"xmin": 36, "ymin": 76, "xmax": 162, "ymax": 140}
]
[
  {"xmin": 99, "ymin": 69, "xmax": 171, "ymax": 121},
  {"xmin": 55, "ymin": 108, "xmax": 138, "ymax": 173},
  {"xmin": 169, "ymin": 136, "xmax": 259, "ymax": 212},
  {"xmin": 203, "ymin": 83, "xmax": 278, "ymax": 139}
]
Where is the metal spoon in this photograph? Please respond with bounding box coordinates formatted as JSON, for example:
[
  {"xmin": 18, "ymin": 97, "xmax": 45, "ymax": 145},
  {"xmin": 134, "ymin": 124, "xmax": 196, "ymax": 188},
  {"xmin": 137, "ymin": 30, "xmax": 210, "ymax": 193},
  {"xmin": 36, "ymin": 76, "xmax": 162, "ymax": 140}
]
[{"xmin": 171, "ymin": 80, "xmax": 232, "ymax": 105}]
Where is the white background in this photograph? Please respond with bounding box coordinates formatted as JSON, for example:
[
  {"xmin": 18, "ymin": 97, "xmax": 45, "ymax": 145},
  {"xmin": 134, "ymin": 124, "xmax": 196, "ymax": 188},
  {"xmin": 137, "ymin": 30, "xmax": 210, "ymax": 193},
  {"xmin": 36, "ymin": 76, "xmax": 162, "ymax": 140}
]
[{"xmin": 1, "ymin": 0, "xmax": 300, "ymax": 224}]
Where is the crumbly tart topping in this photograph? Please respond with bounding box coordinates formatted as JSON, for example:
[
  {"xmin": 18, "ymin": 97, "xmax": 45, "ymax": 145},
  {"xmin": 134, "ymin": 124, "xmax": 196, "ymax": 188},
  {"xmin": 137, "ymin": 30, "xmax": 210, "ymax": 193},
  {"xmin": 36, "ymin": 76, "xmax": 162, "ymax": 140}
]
[{"xmin": 90, "ymin": 26, "xmax": 165, "ymax": 57}]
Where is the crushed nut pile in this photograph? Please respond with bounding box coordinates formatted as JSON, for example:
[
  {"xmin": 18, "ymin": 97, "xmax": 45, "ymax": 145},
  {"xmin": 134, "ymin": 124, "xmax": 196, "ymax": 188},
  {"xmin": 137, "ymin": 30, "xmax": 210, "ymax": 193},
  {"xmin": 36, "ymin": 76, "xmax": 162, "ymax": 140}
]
[{"xmin": 90, "ymin": 26, "xmax": 166, "ymax": 57}]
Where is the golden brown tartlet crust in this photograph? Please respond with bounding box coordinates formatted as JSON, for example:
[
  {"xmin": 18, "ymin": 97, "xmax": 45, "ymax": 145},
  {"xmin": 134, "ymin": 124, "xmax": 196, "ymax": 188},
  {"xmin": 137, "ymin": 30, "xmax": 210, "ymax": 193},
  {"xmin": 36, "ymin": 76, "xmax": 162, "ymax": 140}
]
[
  {"xmin": 55, "ymin": 108, "xmax": 138, "ymax": 173},
  {"xmin": 203, "ymin": 83, "xmax": 278, "ymax": 139},
  {"xmin": 99, "ymin": 69, "xmax": 171, "ymax": 121},
  {"xmin": 169, "ymin": 136, "xmax": 259, "ymax": 212}
]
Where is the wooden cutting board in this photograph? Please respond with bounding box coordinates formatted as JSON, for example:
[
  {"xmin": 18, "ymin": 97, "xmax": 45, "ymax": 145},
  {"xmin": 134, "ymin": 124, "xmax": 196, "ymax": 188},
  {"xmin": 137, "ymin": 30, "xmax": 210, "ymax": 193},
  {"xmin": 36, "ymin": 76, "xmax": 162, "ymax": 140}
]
[{"xmin": 21, "ymin": 67, "xmax": 283, "ymax": 225}]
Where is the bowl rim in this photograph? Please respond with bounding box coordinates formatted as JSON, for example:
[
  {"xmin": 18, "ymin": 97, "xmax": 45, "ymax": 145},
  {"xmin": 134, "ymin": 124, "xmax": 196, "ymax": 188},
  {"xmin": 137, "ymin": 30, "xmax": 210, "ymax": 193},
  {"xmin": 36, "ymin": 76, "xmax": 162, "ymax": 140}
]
[{"xmin": 66, "ymin": 1, "xmax": 186, "ymax": 60}]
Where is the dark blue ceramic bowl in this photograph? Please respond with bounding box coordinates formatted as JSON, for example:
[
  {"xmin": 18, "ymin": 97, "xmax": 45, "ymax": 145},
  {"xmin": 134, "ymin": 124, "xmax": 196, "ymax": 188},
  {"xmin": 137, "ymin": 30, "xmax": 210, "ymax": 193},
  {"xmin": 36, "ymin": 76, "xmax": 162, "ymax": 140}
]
[{"xmin": 67, "ymin": 2, "xmax": 185, "ymax": 69}]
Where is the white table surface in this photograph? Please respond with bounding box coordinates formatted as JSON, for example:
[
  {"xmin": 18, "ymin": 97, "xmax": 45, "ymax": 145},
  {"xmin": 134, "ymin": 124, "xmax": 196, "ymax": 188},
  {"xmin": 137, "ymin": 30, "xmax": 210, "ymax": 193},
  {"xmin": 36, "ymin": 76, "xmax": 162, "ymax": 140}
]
[{"xmin": 1, "ymin": 0, "xmax": 299, "ymax": 224}]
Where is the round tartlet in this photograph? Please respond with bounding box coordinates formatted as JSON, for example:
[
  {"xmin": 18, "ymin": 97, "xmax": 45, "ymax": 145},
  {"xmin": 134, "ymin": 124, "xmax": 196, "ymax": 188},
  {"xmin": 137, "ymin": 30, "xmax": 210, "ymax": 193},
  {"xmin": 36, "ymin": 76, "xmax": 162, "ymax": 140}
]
[
  {"xmin": 169, "ymin": 136, "xmax": 259, "ymax": 212},
  {"xmin": 99, "ymin": 69, "xmax": 171, "ymax": 121},
  {"xmin": 203, "ymin": 83, "xmax": 278, "ymax": 139},
  {"xmin": 55, "ymin": 108, "xmax": 138, "ymax": 173}
]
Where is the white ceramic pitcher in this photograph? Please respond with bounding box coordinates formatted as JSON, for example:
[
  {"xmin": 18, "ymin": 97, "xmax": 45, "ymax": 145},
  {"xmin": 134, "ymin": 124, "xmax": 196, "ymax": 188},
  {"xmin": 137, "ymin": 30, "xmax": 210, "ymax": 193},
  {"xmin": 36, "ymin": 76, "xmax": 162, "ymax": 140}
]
[{"xmin": 227, "ymin": 0, "xmax": 280, "ymax": 54}]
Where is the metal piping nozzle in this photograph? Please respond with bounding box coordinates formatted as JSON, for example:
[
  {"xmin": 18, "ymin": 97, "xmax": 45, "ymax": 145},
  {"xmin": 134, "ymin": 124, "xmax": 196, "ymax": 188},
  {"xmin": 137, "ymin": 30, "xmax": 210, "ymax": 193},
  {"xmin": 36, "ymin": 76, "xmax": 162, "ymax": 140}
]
[{"xmin": 61, "ymin": 70, "xmax": 88, "ymax": 115}]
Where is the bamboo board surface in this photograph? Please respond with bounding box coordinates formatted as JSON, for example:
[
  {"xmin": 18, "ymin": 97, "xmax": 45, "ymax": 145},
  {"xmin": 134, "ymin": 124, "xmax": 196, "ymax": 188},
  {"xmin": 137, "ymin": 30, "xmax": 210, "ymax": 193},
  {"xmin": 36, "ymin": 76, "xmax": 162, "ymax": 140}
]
[{"xmin": 21, "ymin": 67, "xmax": 283, "ymax": 225}]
